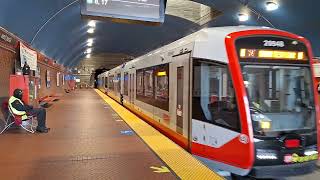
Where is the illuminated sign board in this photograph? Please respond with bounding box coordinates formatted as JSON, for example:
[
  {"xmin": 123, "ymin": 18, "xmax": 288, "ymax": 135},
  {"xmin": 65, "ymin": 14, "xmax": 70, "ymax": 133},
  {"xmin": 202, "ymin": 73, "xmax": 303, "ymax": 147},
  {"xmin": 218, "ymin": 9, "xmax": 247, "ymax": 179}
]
[
  {"xmin": 236, "ymin": 36, "xmax": 309, "ymax": 63},
  {"xmin": 81, "ymin": 0, "xmax": 165, "ymax": 25},
  {"xmin": 239, "ymin": 49, "xmax": 307, "ymax": 60},
  {"xmin": 157, "ymin": 71, "xmax": 167, "ymax": 76}
]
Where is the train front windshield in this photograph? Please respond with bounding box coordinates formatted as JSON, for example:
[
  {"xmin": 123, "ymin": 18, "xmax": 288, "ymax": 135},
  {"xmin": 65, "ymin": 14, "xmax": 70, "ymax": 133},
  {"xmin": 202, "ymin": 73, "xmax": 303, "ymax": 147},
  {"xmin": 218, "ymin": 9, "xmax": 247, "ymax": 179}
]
[
  {"xmin": 242, "ymin": 65, "xmax": 316, "ymax": 136},
  {"xmin": 236, "ymin": 36, "xmax": 317, "ymax": 137}
]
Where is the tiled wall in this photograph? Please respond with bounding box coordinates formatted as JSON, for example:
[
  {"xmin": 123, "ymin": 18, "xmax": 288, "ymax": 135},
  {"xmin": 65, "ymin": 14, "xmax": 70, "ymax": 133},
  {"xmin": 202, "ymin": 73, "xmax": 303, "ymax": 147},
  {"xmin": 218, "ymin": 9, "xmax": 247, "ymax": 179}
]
[
  {"xmin": 0, "ymin": 48, "xmax": 16, "ymax": 99},
  {"xmin": 0, "ymin": 28, "xmax": 68, "ymax": 121},
  {"xmin": 37, "ymin": 61, "xmax": 68, "ymax": 98}
]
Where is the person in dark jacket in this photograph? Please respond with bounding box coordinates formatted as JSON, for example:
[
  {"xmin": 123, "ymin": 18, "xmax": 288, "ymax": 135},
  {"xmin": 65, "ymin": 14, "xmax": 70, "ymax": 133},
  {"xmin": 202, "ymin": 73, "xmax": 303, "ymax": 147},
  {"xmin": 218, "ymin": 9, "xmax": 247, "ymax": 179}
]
[{"xmin": 9, "ymin": 89, "xmax": 50, "ymax": 133}]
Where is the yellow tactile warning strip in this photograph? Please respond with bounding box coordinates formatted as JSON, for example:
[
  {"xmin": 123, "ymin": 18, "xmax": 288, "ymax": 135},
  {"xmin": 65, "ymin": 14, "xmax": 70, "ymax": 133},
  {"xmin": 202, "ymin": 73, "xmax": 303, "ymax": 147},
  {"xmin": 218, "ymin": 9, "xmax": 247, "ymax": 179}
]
[{"xmin": 95, "ymin": 89, "xmax": 224, "ymax": 180}]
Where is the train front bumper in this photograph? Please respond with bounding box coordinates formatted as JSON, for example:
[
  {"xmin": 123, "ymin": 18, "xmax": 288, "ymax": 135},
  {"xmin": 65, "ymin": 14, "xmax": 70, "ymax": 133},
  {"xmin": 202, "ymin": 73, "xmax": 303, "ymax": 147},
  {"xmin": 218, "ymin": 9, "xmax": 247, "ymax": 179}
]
[{"xmin": 249, "ymin": 160, "xmax": 317, "ymax": 178}]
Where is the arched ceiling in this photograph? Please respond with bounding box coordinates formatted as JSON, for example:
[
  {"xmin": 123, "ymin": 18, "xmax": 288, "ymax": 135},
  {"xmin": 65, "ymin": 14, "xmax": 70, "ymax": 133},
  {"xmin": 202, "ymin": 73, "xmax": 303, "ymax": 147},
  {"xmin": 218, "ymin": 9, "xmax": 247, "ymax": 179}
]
[{"xmin": 0, "ymin": 0, "xmax": 319, "ymax": 67}]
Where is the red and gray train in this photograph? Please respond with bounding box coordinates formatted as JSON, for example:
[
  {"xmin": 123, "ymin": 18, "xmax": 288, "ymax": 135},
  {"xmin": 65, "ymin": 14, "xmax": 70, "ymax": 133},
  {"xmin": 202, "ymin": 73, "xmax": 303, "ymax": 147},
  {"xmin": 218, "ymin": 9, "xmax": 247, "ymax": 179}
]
[{"xmin": 98, "ymin": 26, "xmax": 319, "ymax": 179}]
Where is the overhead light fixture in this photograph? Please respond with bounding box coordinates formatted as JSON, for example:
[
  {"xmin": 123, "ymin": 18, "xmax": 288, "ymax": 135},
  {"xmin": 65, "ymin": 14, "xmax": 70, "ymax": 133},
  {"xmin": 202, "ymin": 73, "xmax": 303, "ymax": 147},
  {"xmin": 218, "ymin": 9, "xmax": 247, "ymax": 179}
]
[
  {"xmin": 86, "ymin": 54, "xmax": 91, "ymax": 58},
  {"xmin": 88, "ymin": 20, "xmax": 96, "ymax": 27},
  {"xmin": 155, "ymin": 50, "xmax": 161, "ymax": 54},
  {"xmin": 86, "ymin": 48, "xmax": 92, "ymax": 54},
  {"xmin": 87, "ymin": 42, "xmax": 93, "ymax": 47},
  {"xmin": 179, "ymin": 40, "xmax": 185, "ymax": 45},
  {"xmin": 238, "ymin": 13, "xmax": 249, "ymax": 22},
  {"xmin": 87, "ymin": 28, "xmax": 95, "ymax": 34},
  {"xmin": 87, "ymin": 38, "xmax": 93, "ymax": 43},
  {"xmin": 266, "ymin": 1, "xmax": 279, "ymax": 11}
]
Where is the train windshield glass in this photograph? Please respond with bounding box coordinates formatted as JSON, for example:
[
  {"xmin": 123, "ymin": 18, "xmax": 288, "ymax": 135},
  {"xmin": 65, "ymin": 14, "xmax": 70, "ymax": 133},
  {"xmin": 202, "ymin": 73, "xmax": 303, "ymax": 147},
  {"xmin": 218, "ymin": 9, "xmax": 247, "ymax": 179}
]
[{"xmin": 241, "ymin": 65, "xmax": 316, "ymax": 136}]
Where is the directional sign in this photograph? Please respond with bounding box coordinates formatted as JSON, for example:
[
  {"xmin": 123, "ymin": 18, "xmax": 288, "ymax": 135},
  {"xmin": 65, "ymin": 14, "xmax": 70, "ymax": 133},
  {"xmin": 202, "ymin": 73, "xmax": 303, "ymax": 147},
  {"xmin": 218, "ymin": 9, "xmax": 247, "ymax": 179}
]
[
  {"xmin": 150, "ymin": 166, "xmax": 170, "ymax": 173},
  {"xmin": 81, "ymin": 0, "xmax": 166, "ymax": 25}
]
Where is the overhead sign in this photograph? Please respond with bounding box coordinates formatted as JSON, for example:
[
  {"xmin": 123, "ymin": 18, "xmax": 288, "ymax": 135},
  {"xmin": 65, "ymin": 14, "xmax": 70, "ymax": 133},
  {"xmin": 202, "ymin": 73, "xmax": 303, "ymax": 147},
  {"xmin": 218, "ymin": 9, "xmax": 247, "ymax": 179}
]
[
  {"xmin": 20, "ymin": 43, "xmax": 38, "ymax": 70},
  {"xmin": 81, "ymin": 0, "xmax": 165, "ymax": 25}
]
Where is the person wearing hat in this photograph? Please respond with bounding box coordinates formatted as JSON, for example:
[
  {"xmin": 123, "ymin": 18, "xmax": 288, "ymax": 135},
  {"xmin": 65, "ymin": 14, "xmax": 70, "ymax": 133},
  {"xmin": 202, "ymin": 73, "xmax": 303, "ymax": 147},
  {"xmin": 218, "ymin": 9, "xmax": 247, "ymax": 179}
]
[{"xmin": 9, "ymin": 89, "xmax": 50, "ymax": 133}]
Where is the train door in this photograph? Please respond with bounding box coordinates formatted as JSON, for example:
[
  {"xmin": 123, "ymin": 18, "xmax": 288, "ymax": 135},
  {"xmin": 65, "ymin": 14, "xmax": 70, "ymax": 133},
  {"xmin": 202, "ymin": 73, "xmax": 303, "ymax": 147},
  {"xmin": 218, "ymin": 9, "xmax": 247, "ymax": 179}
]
[
  {"xmin": 171, "ymin": 53, "xmax": 191, "ymax": 146},
  {"xmin": 129, "ymin": 71, "xmax": 135, "ymax": 105},
  {"xmin": 191, "ymin": 60, "xmax": 252, "ymax": 175}
]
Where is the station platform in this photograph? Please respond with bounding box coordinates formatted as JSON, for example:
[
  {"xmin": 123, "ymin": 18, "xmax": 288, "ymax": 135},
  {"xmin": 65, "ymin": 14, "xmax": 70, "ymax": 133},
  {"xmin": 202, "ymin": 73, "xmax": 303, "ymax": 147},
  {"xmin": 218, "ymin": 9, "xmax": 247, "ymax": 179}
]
[{"xmin": 0, "ymin": 89, "xmax": 222, "ymax": 180}]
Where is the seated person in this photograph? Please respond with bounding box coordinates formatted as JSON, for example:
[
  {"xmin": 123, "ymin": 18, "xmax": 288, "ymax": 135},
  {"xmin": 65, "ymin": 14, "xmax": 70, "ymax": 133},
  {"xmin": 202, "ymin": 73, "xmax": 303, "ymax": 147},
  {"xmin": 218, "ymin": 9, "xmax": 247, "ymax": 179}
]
[{"xmin": 9, "ymin": 89, "xmax": 50, "ymax": 133}]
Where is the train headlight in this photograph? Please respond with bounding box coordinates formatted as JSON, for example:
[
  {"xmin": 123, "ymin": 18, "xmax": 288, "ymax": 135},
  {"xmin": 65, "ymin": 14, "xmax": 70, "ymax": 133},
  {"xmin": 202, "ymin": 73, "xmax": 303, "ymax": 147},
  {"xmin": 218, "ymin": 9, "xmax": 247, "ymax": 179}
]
[
  {"xmin": 256, "ymin": 149, "xmax": 278, "ymax": 160},
  {"xmin": 260, "ymin": 121, "xmax": 271, "ymax": 129},
  {"xmin": 304, "ymin": 150, "xmax": 318, "ymax": 156},
  {"xmin": 304, "ymin": 146, "xmax": 318, "ymax": 156}
]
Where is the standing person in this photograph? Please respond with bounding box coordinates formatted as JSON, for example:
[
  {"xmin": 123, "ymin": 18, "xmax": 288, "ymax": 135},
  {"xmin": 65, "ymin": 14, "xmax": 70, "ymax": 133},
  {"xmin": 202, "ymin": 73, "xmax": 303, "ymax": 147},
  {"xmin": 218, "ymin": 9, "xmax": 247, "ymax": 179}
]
[{"xmin": 9, "ymin": 89, "xmax": 50, "ymax": 133}]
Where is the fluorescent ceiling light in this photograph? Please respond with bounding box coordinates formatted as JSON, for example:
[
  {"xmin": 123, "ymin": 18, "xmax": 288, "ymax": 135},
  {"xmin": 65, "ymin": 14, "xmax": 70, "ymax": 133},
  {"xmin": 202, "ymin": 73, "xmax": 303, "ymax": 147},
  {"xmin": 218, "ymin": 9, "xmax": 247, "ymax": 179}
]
[
  {"xmin": 86, "ymin": 48, "xmax": 92, "ymax": 54},
  {"xmin": 87, "ymin": 42, "xmax": 93, "ymax": 47},
  {"xmin": 87, "ymin": 38, "xmax": 93, "ymax": 43},
  {"xmin": 88, "ymin": 20, "xmax": 96, "ymax": 27},
  {"xmin": 238, "ymin": 13, "xmax": 249, "ymax": 22},
  {"xmin": 266, "ymin": 2, "xmax": 279, "ymax": 11},
  {"xmin": 87, "ymin": 28, "xmax": 95, "ymax": 34},
  {"xmin": 86, "ymin": 54, "xmax": 91, "ymax": 58}
]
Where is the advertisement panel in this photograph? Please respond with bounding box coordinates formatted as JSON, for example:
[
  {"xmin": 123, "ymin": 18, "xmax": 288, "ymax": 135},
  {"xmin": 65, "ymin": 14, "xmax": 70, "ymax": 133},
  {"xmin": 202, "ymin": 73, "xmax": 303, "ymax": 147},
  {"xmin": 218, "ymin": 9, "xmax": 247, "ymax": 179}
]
[
  {"xmin": 20, "ymin": 43, "xmax": 37, "ymax": 70},
  {"xmin": 46, "ymin": 70, "xmax": 51, "ymax": 88}
]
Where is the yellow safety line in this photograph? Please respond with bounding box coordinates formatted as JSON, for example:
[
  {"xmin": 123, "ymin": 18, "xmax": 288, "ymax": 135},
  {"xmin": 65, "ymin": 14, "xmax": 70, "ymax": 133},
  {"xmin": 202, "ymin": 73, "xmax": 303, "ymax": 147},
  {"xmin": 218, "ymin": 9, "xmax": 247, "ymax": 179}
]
[{"xmin": 95, "ymin": 89, "xmax": 224, "ymax": 180}]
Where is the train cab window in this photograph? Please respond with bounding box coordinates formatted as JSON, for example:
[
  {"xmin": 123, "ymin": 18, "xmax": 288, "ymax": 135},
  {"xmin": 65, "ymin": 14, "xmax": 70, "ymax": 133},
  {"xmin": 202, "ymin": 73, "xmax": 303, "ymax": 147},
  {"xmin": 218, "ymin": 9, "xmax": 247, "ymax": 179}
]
[
  {"xmin": 144, "ymin": 69, "xmax": 154, "ymax": 98},
  {"xmin": 192, "ymin": 60, "xmax": 240, "ymax": 132},
  {"xmin": 108, "ymin": 75, "xmax": 114, "ymax": 90},
  {"xmin": 124, "ymin": 73, "xmax": 128, "ymax": 96},
  {"xmin": 136, "ymin": 70, "xmax": 144, "ymax": 96},
  {"xmin": 242, "ymin": 65, "xmax": 316, "ymax": 136}
]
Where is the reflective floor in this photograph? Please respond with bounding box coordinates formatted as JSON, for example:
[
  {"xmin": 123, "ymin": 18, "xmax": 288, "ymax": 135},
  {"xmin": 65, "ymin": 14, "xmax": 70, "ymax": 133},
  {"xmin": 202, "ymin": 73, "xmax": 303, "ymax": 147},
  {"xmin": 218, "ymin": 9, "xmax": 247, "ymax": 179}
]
[{"xmin": 0, "ymin": 90, "xmax": 176, "ymax": 180}]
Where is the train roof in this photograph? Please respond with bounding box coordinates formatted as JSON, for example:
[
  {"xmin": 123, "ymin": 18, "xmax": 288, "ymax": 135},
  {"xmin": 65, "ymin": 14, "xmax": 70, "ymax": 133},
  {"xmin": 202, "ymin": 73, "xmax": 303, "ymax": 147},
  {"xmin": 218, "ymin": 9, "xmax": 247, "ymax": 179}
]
[
  {"xmin": 123, "ymin": 26, "xmax": 278, "ymax": 66},
  {"xmin": 100, "ymin": 26, "xmax": 288, "ymax": 76}
]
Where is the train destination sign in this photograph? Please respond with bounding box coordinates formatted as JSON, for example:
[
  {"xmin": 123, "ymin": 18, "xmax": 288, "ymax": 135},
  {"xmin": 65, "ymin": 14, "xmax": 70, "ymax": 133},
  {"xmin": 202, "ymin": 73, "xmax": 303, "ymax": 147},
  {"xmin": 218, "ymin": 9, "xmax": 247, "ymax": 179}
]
[
  {"xmin": 81, "ymin": 0, "xmax": 166, "ymax": 25},
  {"xmin": 236, "ymin": 36, "xmax": 309, "ymax": 63},
  {"xmin": 239, "ymin": 49, "xmax": 307, "ymax": 60}
]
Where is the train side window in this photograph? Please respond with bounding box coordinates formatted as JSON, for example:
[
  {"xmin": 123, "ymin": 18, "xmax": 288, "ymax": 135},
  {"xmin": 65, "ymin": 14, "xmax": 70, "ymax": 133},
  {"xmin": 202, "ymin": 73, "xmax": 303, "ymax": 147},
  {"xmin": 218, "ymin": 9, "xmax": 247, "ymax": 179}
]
[
  {"xmin": 109, "ymin": 75, "xmax": 114, "ymax": 90},
  {"xmin": 124, "ymin": 73, "xmax": 128, "ymax": 96},
  {"xmin": 154, "ymin": 64, "xmax": 169, "ymax": 111},
  {"xmin": 192, "ymin": 60, "xmax": 241, "ymax": 132},
  {"xmin": 104, "ymin": 77, "xmax": 108, "ymax": 88},
  {"xmin": 144, "ymin": 68, "xmax": 154, "ymax": 98},
  {"xmin": 136, "ymin": 64, "xmax": 169, "ymax": 111},
  {"xmin": 116, "ymin": 73, "xmax": 121, "ymax": 93},
  {"xmin": 136, "ymin": 70, "xmax": 144, "ymax": 96}
]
